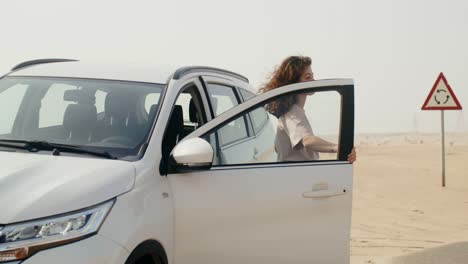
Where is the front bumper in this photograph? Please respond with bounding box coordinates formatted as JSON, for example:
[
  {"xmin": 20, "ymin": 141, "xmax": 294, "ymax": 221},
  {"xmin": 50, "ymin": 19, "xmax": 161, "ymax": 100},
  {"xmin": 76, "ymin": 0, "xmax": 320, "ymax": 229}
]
[{"xmin": 17, "ymin": 234, "xmax": 129, "ymax": 264}]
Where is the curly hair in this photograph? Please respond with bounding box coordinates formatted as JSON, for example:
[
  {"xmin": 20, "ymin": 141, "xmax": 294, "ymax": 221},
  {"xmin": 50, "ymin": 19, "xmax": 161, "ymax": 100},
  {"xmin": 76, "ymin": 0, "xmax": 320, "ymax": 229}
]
[{"xmin": 260, "ymin": 56, "xmax": 312, "ymax": 117}]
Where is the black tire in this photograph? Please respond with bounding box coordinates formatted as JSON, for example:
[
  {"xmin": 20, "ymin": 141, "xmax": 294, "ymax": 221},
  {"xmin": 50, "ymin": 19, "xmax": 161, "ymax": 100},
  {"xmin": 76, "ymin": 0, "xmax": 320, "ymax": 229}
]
[{"xmin": 125, "ymin": 240, "xmax": 167, "ymax": 264}]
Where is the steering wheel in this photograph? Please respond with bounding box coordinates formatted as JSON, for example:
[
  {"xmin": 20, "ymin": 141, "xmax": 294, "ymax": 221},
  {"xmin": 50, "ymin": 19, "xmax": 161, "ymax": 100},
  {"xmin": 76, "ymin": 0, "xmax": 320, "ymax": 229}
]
[{"xmin": 99, "ymin": 136, "xmax": 134, "ymax": 147}]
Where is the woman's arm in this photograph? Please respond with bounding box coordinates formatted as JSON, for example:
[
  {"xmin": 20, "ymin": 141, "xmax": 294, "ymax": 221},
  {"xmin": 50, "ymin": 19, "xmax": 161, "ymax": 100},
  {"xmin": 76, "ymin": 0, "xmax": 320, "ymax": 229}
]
[
  {"xmin": 303, "ymin": 136, "xmax": 357, "ymax": 163},
  {"xmin": 302, "ymin": 135, "xmax": 338, "ymax": 153}
]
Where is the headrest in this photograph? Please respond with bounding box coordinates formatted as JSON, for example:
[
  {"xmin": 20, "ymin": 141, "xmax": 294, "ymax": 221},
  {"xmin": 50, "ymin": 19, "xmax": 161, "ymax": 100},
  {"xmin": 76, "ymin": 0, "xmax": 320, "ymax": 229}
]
[
  {"xmin": 168, "ymin": 105, "xmax": 183, "ymax": 128},
  {"xmin": 173, "ymin": 105, "xmax": 183, "ymax": 122},
  {"xmin": 64, "ymin": 90, "xmax": 95, "ymax": 105},
  {"xmin": 105, "ymin": 91, "xmax": 134, "ymax": 119},
  {"xmin": 63, "ymin": 104, "xmax": 97, "ymax": 131},
  {"xmin": 148, "ymin": 104, "xmax": 159, "ymax": 120},
  {"xmin": 189, "ymin": 99, "xmax": 198, "ymax": 123}
]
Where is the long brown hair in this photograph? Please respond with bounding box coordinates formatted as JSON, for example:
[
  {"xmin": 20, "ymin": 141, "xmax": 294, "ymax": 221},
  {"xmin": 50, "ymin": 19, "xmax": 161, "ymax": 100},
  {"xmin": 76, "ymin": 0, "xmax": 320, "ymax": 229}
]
[{"xmin": 260, "ymin": 56, "xmax": 311, "ymax": 117}]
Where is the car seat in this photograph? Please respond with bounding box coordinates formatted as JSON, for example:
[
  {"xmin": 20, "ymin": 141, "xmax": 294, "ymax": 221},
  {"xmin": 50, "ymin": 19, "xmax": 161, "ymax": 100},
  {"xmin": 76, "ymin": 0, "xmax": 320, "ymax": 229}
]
[
  {"xmin": 148, "ymin": 104, "xmax": 159, "ymax": 121},
  {"xmin": 163, "ymin": 105, "xmax": 184, "ymax": 156},
  {"xmin": 189, "ymin": 99, "xmax": 203, "ymax": 128},
  {"xmin": 63, "ymin": 104, "xmax": 97, "ymax": 144},
  {"xmin": 93, "ymin": 91, "xmax": 144, "ymax": 145},
  {"xmin": 104, "ymin": 91, "xmax": 136, "ymax": 127}
]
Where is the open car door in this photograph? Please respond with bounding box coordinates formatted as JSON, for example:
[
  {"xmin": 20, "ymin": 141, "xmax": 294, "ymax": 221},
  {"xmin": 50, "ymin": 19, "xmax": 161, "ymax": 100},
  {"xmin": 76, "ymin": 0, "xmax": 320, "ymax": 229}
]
[{"xmin": 168, "ymin": 79, "xmax": 354, "ymax": 264}]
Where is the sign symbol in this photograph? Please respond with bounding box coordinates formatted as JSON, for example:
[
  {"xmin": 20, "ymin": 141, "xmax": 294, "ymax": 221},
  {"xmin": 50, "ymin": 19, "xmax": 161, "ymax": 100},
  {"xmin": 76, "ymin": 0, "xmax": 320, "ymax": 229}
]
[{"xmin": 434, "ymin": 90, "xmax": 450, "ymax": 105}]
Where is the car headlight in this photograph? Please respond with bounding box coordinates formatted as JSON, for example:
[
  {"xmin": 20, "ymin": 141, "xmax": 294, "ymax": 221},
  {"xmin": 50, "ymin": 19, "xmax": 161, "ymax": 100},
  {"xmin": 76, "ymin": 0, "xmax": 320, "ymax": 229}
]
[{"xmin": 0, "ymin": 199, "xmax": 114, "ymax": 262}]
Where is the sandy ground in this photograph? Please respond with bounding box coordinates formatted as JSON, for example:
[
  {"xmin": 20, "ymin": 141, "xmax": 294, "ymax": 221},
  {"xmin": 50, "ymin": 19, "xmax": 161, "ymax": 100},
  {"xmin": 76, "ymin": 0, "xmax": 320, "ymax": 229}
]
[{"xmin": 350, "ymin": 133, "xmax": 468, "ymax": 263}]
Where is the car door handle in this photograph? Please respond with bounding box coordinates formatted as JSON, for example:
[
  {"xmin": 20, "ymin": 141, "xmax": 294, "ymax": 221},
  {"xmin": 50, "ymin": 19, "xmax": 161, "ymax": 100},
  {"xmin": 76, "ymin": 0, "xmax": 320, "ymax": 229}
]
[
  {"xmin": 302, "ymin": 188, "xmax": 347, "ymax": 198},
  {"xmin": 253, "ymin": 148, "xmax": 259, "ymax": 160},
  {"xmin": 302, "ymin": 182, "xmax": 348, "ymax": 198}
]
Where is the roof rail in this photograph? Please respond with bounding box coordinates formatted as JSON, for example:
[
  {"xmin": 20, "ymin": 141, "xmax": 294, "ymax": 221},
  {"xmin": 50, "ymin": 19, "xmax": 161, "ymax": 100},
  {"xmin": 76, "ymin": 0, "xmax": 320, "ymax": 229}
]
[
  {"xmin": 11, "ymin": 58, "xmax": 78, "ymax": 72},
  {"xmin": 173, "ymin": 66, "xmax": 249, "ymax": 83}
]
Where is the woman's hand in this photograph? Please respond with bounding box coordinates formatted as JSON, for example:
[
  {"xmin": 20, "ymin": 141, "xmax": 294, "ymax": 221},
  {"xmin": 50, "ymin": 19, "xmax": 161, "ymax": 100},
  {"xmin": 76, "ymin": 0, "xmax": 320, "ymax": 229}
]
[{"xmin": 347, "ymin": 147, "xmax": 357, "ymax": 163}]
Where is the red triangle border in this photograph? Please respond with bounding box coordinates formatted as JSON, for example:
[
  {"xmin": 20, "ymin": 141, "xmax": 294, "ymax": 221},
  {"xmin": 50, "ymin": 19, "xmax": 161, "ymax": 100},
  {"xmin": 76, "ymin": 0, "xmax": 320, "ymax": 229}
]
[{"xmin": 421, "ymin": 72, "xmax": 462, "ymax": 110}]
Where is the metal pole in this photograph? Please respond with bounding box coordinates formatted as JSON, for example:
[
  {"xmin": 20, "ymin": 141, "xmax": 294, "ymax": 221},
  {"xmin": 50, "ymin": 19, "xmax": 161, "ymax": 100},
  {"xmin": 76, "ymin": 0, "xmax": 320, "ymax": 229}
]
[{"xmin": 441, "ymin": 110, "xmax": 446, "ymax": 187}]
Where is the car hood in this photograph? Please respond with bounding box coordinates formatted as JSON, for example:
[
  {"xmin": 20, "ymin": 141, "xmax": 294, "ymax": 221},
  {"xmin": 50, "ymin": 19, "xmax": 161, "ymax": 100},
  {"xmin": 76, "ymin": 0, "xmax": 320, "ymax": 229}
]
[{"xmin": 0, "ymin": 151, "xmax": 135, "ymax": 223}]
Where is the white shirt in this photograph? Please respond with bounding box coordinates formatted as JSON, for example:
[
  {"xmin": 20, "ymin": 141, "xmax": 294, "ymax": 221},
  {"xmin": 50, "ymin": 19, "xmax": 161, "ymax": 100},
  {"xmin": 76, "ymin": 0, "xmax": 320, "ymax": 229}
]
[{"xmin": 275, "ymin": 104, "xmax": 319, "ymax": 161}]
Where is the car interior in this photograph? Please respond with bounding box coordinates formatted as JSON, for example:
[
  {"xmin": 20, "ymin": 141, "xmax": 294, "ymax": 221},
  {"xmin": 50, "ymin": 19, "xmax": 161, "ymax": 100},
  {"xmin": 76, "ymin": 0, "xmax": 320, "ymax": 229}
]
[
  {"xmin": 161, "ymin": 85, "xmax": 206, "ymax": 158},
  {"xmin": 91, "ymin": 90, "xmax": 152, "ymax": 147}
]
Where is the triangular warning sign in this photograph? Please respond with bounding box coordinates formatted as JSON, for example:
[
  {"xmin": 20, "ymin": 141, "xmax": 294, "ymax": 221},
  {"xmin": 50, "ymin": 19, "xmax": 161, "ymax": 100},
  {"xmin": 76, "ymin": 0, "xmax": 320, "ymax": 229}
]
[{"xmin": 422, "ymin": 72, "xmax": 462, "ymax": 110}]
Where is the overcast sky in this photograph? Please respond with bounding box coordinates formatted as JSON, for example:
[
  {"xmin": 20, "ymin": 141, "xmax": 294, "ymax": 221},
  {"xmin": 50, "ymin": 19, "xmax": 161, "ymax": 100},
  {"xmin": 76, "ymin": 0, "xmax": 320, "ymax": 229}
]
[{"xmin": 1, "ymin": 0, "xmax": 467, "ymax": 134}]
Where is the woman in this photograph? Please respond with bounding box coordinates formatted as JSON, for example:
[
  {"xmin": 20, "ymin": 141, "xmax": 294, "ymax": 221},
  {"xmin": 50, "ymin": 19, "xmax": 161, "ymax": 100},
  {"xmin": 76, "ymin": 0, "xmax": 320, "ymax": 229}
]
[{"xmin": 260, "ymin": 55, "xmax": 357, "ymax": 163}]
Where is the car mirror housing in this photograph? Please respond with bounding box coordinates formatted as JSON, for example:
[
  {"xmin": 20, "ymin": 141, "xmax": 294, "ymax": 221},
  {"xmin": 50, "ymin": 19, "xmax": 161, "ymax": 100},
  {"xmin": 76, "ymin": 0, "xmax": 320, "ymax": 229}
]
[{"xmin": 171, "ymin": 137, "xmax": 214, "ymax": 171}]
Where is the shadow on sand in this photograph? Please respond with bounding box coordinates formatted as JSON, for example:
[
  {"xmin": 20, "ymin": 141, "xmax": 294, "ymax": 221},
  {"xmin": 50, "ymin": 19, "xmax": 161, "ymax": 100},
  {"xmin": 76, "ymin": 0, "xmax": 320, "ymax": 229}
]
[{"xmin": 392, "ymin": 242, "xmax": 468, "ymax": 264}]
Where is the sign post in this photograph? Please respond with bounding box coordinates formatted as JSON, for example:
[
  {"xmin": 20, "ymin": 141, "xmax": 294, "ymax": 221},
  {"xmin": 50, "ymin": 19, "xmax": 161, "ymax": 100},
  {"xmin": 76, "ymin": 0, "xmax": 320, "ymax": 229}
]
[
  {"xmin": 421, "ymin": 72, "xmax": 462, "ymax": 187},
  {"xmin": 441, "ymin": 110, "xmax": 445, "ymax": 187}
]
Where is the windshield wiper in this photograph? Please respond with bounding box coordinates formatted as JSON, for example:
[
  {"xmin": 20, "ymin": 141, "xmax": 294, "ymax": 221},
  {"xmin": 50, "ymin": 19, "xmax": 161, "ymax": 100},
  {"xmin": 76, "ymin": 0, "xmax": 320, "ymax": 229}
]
[{"xmin": 0, "ymin": 140, "xmax": 116, "ymax": 159}]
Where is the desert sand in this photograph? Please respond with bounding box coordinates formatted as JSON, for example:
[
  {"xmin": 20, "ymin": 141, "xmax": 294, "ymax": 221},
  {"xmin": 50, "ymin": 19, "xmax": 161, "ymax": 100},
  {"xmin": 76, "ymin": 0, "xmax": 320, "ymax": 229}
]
[{"xmin": 350, "ymin": 133, "xmax": 468, "ymax": 264}]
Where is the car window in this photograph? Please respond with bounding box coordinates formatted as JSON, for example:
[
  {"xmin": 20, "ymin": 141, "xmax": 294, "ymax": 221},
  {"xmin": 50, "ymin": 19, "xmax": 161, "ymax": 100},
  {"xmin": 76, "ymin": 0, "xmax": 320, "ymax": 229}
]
[
  {"xmin": 250, "ymin": 107, "xmax": 270, "ymax": 135},
  {"xmin": 239, "ymin": 88, "xmax": 255, "ymax": 101},
  {"xmin": 205, "ymin": 83, "xmax": 249, "ymax": 146},
  {"xmin": 203, "ymin": 90, "xmax": 342, "ymax": 165},
  {"xmin": 216, "ymin": 118, "xmax": 249, "ymax": 147},
  {"xmin": 0, "ymin": 84, "xmax": 28, "ymax": 135},
  {"xmin": 207, "ymin": 83, "xmax": 248, "ymax": 147},
  {"xmin": 204, "ymin": 109, "xmax": 274, "ymax": 165},
  {"xmin": 206, "ymin": 83, "xmax": 240, "ymax": 116}
]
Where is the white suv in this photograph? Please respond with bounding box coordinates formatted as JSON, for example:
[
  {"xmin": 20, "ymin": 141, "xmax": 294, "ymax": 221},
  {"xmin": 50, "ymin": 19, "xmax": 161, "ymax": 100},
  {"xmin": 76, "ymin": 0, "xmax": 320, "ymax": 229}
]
[{"xmin": 0, "ymin": 59, "xmax": 355, "ymax": 264}]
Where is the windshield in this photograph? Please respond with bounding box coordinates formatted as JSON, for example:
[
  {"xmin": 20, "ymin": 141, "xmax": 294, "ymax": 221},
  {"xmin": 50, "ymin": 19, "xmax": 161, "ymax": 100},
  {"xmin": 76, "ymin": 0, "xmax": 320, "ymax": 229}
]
[{"xmin": 0, "ymin": 76, "xmax": 164, "ymax": 160}]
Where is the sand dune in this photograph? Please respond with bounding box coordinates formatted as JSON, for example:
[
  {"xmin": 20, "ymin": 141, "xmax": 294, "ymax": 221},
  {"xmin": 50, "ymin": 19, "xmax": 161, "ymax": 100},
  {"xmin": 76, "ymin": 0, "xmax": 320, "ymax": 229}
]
[{"xmin": 350, "ymin": 133, "xmax": 468, "ymax": 263}]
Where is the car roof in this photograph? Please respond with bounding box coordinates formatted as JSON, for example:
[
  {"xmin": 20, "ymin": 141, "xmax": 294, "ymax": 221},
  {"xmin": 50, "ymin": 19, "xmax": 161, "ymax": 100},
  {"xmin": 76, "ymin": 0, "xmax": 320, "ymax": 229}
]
[
  {"xmin": 6, "ymin": 59, "xmax": 250, "ymax": 86},
  {"xmin": 7, "ymin": 60, "xmax": 176, "ymax": 84}
]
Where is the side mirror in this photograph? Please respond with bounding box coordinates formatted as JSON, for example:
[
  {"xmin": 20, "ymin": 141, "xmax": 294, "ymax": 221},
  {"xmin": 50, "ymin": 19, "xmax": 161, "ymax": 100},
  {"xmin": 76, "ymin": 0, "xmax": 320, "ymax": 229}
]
[{"xmin": 171, "ymin": 137, "xmax": 214, "ymax": 171}]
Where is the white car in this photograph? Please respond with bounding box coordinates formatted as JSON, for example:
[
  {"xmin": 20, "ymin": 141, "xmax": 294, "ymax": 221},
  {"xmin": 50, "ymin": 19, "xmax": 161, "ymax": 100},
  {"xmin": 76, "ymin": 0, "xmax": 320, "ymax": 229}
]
[{"xmin": 0, "ymin": 59, "xmax": 355, "ymax": 264}]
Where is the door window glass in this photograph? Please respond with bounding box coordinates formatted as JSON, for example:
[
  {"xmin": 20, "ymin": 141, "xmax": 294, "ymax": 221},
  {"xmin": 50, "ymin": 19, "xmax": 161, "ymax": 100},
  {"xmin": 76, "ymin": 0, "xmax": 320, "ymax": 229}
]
[
  {"xmin": 239, "ymin": 88, "xmax": 255, "ymax": 101},
  {"xmin": 250, "ymin": 107, "xmax": 270, "ymax": 135},
  {"xmin": 216, "ymin": 117, "xmax": 249, "ymax": 147},
  {"xmin": 206, "ymin": 83, "xmax": 249, "ymax": 148},
  {"xmin": 204, "ymin": 90, "xmax": 342, "ymax": 165},
  {"xmin": 206, "ymin": 84, "xmax": 240, "ymax": 116}
]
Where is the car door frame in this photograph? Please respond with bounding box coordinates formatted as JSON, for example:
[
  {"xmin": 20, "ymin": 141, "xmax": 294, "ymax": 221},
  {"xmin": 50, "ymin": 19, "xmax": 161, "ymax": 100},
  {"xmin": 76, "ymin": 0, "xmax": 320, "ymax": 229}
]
[{"xmin": 167, "ymin": 79, "xmax": 354, "ymax": 264}]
